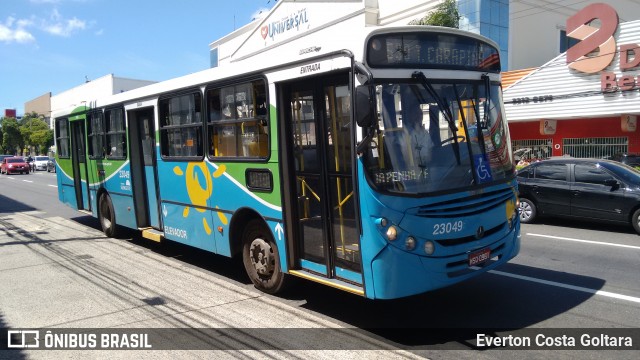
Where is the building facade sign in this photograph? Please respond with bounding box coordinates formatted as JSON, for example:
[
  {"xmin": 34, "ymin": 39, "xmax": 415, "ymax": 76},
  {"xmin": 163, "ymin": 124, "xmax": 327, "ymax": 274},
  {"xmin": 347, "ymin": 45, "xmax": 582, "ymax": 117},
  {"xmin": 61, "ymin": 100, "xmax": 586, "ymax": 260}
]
[
  {"xmin": 505, "ymin": 3, "xmax": 640, "ymax": 159},
  {"xmin": 260, "ymin": 8, "xmax": 309, "ymax": 41},
  {"xmin": 622, "ymin": 115, "xmax": 637, "ymax": 132},
  {"xmin": 566, "ymin": 3, "xmax": 640, "ymax": 92},
  {"xmin": 566, "ymin": 3, "xmax": 618, "ymax": 74},
  {"xmin": 539, "ymin": 119, "xmax": 556, "ymax": 135}
]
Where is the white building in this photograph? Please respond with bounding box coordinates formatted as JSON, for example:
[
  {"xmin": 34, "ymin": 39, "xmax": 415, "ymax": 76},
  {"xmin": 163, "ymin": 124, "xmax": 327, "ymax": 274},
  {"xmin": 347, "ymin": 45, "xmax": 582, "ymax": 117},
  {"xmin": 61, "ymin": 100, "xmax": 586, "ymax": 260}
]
[
  {"xmin": 208, "ymin": 0, "xmax": 640, "ymax": 71},
  {"xmin": 209, "ymin": 0, "xmax": 463, "ymax": 68},
  {"xmin": 50, "ymin": 74, "xmax": 156, "ymax": 121},
  {"xmin": 509, "ymin": 0, "xmax": 640, "ymax": 70}
]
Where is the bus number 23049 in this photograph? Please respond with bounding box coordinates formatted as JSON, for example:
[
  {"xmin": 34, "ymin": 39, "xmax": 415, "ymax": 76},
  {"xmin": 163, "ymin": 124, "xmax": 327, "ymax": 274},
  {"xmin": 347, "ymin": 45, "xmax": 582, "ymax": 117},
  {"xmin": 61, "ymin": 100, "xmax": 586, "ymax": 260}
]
[{"xmin": 433, "ymin": 220, "xmax": 464, "ymax": 235}]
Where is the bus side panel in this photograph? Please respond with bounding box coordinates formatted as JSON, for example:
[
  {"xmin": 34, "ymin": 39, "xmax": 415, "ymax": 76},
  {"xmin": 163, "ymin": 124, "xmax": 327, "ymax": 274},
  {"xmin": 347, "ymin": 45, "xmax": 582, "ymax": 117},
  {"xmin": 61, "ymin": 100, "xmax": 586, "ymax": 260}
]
[
  {"xmin": 156, "ymin": 160, "xmax": 218, "ymax": 252},
  {"xmin": 110, "ymin": 193, "xmax": 138, "ymax": 230},
  {"xmin": 102, "ymin": 161, "xmax": 137, "ymax": 230},
  {"xmin": 56, "ymin": 163, "xmax": 80, "ymax": 210},
  {"xmin": 161, "ymin": 201, "xmax": 216, "ymax": 252},
  {"xmin": 154, "ymin": 158, "xmax": 284, "ymax": 259},
  {"xmin": 206, "ymin": 161, "xmax": 284, "ymax": 260}
]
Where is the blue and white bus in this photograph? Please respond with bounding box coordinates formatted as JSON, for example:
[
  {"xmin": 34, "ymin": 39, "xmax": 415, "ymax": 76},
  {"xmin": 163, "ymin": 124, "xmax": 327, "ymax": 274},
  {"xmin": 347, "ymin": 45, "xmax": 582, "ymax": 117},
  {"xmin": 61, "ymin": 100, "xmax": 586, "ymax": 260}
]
[{"xmin": 53, "ymin": 19, "xmax": 520, "ymax": 299}]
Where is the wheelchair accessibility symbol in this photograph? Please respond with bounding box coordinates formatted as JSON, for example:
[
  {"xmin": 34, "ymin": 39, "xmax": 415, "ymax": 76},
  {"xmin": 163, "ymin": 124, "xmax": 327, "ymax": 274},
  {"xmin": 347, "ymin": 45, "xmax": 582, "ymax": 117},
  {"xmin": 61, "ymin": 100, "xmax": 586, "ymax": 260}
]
[{"xmin": 473, "ymin": 154, "xmax": 493, "ymax": 183}]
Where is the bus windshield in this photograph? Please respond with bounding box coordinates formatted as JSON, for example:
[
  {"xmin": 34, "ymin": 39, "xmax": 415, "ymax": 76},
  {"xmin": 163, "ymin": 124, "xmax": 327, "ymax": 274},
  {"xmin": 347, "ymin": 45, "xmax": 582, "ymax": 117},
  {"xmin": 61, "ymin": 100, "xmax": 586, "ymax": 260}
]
[{"xmin": 363, "ymin": 79, "xmax": 515, "ymax": 195}]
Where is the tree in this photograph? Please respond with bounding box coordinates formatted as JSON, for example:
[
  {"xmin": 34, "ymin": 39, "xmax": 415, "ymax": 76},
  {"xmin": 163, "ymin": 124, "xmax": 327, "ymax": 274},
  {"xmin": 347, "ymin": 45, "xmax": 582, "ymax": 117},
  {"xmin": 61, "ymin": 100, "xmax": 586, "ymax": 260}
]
[
  {"xmin": 30, "ymin": 128, "xmax": 54, "ymax": 154},
  {"xmin": 2, "ymin": 117, "xmax": 22, "ymax": 155},
  {"xmin": 410, "ymin": 0, "xmax": 460, "ymax": 28},
  {"xmin": 20, "ymin": 114, "xmax": 52, "ymax": 155}
]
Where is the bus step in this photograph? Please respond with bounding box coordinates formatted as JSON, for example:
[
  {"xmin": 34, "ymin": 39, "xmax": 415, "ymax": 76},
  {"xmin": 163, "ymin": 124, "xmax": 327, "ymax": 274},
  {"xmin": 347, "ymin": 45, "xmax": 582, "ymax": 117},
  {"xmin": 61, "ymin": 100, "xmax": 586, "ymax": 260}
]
[
  {"xmin": 140, "ymin": 228, "xmax": 163, "ymax": 243},
  {"xmin": 78, "ymin": 210, "xmax": 92, "ymax": 216},
  {"xmin": 288, "ymin": 269, "xmax": 364, "ymax": 296}
]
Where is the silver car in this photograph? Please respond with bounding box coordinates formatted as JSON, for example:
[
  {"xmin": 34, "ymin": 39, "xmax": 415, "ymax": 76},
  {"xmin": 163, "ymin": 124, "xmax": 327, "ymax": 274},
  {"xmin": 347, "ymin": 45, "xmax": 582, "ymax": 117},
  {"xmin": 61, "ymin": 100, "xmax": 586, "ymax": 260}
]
[{"xmin": 33, "ymin": 156, "xmax": 49, "ymax": 171}]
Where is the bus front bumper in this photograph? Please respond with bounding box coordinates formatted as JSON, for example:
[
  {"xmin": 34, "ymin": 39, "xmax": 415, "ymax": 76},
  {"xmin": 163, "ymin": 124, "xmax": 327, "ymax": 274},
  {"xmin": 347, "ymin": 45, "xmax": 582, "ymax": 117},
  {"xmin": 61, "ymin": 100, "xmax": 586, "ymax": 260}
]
[{"xmin": 369, "ymin": 223, "xmax": 520, "ymax": 299}]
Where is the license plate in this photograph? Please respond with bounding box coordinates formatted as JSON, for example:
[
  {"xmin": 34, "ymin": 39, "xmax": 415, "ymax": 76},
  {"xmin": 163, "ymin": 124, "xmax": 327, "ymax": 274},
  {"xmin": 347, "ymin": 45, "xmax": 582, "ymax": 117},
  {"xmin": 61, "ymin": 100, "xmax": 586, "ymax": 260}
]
[{"xmin": 468, "ymin": 248, "xmax": 490, "ymax": 266}]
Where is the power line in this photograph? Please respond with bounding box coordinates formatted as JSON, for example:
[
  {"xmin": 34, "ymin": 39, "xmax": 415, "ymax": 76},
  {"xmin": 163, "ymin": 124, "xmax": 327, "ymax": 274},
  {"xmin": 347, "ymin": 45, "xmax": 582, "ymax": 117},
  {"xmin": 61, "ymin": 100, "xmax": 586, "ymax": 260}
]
[
  {"xmin": 510, "ymin": 0, "xmax": 590, "ymax": 21},
  {"xmin": 510, "ymin": 0, "xmax": 638, "ymax": 23},
  {"xmin": 510, "ymin": 0, "xmax": 588, "ymax": 17}
]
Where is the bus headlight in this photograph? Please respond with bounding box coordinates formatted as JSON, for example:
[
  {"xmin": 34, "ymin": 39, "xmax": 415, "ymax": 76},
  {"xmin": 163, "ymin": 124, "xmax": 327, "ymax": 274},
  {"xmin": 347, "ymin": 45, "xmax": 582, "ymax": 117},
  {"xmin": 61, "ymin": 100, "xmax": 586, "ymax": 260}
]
[
  {"xmin": 405, "ymin": 236, "xmax": 416, "ymax": 251},
  {"xmin": 386, "ymin": 226, "xmax": 397, "ymax": 241},
  {"xmin": 424, "ymin": 241, "xmax": 435, "ymax": 255}
]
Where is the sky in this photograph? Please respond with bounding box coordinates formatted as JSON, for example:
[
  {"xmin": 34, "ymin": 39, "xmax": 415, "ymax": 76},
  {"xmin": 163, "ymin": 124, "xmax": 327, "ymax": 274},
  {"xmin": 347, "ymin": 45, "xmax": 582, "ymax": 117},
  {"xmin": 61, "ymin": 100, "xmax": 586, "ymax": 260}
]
[{"xmin": 0, "ymin": 0, "xmax": 274, "ymax": 115}]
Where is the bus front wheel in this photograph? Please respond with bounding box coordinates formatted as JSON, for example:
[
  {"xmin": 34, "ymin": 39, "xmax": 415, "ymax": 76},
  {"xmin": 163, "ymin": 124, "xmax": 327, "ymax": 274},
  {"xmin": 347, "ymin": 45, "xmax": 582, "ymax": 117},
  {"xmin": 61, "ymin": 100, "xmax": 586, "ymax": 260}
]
[
  {"xmin": 99, "ymin": 193, "xmax": 118, "ymax": 238},
  {"xmin": 242, "ymin": 219, "xmax": 287, "ymax": 294}
]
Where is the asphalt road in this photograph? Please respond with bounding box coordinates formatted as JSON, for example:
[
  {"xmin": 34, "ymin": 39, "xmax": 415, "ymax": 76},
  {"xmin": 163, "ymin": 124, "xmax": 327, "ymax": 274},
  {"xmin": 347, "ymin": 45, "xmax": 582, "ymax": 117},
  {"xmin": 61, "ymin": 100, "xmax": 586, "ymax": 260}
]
[{"xmin": 0, "ymin": 170, "xmax": 639, "ymax": 359}]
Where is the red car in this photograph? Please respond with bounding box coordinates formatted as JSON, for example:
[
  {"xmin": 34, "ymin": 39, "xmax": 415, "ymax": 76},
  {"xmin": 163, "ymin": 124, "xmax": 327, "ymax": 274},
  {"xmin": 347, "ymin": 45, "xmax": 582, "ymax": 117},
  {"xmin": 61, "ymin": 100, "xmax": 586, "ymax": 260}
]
[{"xmin": 1, "ymin": 157, "xmax": 31, "ymax": 175}]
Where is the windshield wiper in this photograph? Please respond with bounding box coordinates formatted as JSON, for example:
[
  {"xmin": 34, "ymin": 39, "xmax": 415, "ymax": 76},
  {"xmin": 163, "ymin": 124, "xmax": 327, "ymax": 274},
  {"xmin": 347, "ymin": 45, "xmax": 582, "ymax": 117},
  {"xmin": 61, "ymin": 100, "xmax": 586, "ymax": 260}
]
[
  {"xmin": 412, "ymin": 72, "xmax": 456, "ymax": 135},
  {"xmin": 411, "ymin": 71, "xmax": 460, "ymax": 164}
]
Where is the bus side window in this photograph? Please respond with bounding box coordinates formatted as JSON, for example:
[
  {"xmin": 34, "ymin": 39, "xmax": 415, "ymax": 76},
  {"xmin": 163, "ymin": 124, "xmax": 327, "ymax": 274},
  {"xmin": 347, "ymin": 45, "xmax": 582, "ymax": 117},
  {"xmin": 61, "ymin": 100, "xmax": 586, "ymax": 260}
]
[
  {"xmin": 159, "ymin": 92, "xmax": 203, "ymax": 159},
  {"xmin": 207, "ymin": 79, "xmax": 268, "ymax": 159}
]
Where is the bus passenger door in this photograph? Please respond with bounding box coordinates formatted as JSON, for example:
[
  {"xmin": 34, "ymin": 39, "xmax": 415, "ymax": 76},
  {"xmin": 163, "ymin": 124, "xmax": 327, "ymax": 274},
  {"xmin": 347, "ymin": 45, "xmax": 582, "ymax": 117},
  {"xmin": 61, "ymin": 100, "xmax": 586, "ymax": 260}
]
[
  {"xmin": 70, "ymin": 120, "xmax": 90, "ymax": 211},
  {"xmin": 127, "ymin": 107, "xmax": 161, "ymax": 229},
  {"xmin": 280, "ymin": 73, "xmax": 362, "ymax": 286}
]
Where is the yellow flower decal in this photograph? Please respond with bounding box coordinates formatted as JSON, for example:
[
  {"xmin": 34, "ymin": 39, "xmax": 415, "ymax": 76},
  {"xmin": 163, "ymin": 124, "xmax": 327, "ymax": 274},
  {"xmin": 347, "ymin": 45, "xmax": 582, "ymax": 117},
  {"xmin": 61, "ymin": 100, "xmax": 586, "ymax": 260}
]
[{"xmin": 173, "ymin": 163, "xmax": 228, "ymax": 235}]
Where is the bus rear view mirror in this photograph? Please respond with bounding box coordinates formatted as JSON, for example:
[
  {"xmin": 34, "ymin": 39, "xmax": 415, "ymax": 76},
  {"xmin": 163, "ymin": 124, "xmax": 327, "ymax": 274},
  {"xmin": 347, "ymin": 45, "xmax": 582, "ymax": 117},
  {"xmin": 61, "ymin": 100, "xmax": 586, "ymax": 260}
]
[{"xmin": 355, "ymin": 86, "xmax": 374, "ymax": 128}]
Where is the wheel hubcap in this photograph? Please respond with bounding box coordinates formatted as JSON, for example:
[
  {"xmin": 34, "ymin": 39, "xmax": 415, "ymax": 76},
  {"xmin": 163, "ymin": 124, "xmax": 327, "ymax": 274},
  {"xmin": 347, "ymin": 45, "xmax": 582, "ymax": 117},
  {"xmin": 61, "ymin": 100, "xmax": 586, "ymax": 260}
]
[
  {"xmin": 519, "ymin": 203, "xmax": 531, "ymax": 221},
  {"xmin": 249, "ymin": 238, "xmax": 274, "ymax": 277}
]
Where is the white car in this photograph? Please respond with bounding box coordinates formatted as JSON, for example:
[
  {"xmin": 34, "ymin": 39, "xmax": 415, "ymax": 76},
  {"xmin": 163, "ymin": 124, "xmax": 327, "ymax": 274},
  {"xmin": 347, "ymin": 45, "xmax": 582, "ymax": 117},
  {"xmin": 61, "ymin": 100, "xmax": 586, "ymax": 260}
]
[{"xmin": 33, "ymin": 156, "xmax": 49, "ymax": 171}]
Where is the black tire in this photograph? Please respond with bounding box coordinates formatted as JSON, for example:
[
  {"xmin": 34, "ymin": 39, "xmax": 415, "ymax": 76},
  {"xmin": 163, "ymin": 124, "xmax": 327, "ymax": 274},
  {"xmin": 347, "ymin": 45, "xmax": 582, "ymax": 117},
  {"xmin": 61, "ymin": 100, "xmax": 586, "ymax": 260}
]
[
  {"xmin": 242, "ymin": 219, "xmax": 287, "ymax": 294},
  {"xmin": 519, "ymin": 198, "xmax": 537, "ymax": 224},
  {"xmin": 99, "ymin": 193, "xmax": 118, "ymax": 238},
  {"xmin": 631, "ymin": 208, "xmax": 640, "ymax": 235}
]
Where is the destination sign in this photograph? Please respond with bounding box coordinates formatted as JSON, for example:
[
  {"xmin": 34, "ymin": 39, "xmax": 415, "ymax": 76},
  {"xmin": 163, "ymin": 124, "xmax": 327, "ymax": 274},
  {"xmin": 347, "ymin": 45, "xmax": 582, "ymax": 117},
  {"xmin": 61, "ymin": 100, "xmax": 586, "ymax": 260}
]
[{"xmin": 367, "ymin": 32, "xmax": 500, "ymax": 72}]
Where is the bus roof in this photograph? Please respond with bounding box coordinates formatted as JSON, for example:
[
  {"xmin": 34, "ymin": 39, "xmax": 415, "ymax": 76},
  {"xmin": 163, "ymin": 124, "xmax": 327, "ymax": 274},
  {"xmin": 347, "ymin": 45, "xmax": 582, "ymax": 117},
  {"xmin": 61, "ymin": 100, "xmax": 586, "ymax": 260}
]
[{"xmin": 53, "ymin": 25, "xmax": 498, "ymax": 118}]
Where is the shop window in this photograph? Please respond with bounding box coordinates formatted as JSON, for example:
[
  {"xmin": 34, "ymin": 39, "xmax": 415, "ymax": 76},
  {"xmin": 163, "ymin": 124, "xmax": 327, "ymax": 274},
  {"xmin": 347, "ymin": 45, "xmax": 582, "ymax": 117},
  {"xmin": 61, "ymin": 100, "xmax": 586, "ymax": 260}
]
[
  {"xmin": 559, "ymin": 29, "xmax": 579, "ymax": 53},
  {"xmin": 511, "ymin": 139, "xmax": 552, "ymax": 161},
  {"xmin": 563, "ymin": 137, "xmax": 627, "ymax": 159},
  {"xmin": 206, "ymin": 80, "xmax": 269, "ymax": 159}
]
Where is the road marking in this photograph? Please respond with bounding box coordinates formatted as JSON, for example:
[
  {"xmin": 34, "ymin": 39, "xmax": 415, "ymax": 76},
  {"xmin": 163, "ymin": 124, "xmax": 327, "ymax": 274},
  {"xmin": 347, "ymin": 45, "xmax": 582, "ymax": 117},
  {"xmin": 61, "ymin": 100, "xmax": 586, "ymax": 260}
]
[
  {"xmin": 48, "ymin": 185, "xmax": 57, "ymax": 188},
  {"xmin": 22, "ymin": 180, "xmax": 33, "ymax": 183},
  {"xmin": 527, "ymin": 233, "xmax": 640, "ymax": 250},
  {"xmin": 490, "ymin": 269, "xmax": 640, "ymax": 304}
]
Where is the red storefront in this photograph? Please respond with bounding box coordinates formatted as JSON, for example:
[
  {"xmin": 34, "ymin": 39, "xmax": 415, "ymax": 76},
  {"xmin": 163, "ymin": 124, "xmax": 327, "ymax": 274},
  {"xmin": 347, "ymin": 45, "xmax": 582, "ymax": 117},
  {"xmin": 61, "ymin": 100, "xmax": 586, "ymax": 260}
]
[
  {"xmin": 503, "ymin": 4, "xmax": 640, "ymax": 160},
  {"xmin": 508, "ymin": 116, "xmax": 640, "ymax": 159}
]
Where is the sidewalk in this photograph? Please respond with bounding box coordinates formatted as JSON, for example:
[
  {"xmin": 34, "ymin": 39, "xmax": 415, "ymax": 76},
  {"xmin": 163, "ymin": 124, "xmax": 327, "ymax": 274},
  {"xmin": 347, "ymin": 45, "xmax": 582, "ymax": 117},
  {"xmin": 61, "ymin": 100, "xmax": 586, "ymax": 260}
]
[{"xmin": 0, "ymin": 210, "xmax": 421, "ymax": 359}]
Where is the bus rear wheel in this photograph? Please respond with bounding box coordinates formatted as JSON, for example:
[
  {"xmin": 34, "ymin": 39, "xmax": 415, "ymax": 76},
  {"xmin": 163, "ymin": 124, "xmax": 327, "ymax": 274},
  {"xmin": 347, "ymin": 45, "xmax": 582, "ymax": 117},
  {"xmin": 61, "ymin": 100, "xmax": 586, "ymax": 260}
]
[
  {"xmin": 242, "ymin": 219, "xmax": 287, "ymax": 294},
  {"xmin": 99, "ymin": 193, "xmax": 118, "ymax": 238}
]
